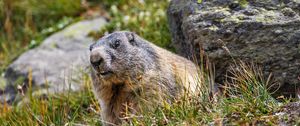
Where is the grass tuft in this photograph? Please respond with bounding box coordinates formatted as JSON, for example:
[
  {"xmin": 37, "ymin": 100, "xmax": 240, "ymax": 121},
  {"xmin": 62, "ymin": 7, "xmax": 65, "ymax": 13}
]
[
  {"xmin": 221, "ymin": 61, "xmax": 280, "ymax": 125},
  {"xmin": 0, "ymin": 0, "xmax": 297, "ymax": 125},
  {"xmin": 0, "ymin": 73, "xmax": 101, "ymax": 125}
]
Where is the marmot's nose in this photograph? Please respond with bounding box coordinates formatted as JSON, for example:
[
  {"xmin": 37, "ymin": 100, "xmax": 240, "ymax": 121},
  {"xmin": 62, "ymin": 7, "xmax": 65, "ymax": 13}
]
[{"xmin": 90, "ymin": 51, "xmax": 103, "ymax": 67}]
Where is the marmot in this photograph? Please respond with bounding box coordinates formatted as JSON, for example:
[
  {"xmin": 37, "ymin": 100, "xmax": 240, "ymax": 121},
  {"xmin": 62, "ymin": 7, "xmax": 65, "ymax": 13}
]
[{"xmin": 89, "ymin": 31, "xmax": 199, "ymax": 125}]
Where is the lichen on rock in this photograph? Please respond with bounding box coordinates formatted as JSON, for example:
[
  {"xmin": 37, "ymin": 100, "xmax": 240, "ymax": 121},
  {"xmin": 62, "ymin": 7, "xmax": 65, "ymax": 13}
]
[{"xmin": 168, "ymin": 0, "xmax": 300, "ymax": 97}]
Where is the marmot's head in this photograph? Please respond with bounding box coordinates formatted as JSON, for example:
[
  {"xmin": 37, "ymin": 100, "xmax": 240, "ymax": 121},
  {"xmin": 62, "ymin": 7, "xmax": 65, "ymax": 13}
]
[{"xmin": 89, "ymin": 31, "xmax": 159, "ymax": 83}]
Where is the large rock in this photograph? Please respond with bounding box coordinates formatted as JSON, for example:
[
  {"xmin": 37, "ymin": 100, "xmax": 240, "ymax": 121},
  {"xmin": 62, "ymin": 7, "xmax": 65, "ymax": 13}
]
[
  {"xmin": 168, "ymin": 0, "xmax": 300, "ymax": 96},
  {"xmin": 1, "ymin": 17, "xmax": 107, "ymax": 103}
]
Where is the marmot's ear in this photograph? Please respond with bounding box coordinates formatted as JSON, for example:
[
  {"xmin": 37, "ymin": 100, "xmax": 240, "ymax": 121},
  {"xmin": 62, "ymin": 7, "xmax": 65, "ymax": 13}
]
[{"xmin": 125, "ymin": 32, "xmax": 138, "ymax": 46}]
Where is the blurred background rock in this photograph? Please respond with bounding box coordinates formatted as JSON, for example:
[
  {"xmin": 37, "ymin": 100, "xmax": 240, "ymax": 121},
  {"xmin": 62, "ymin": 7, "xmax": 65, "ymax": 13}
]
[{"xmin": 0, "ymin": 0, "xmax": 172, "ymax": 103}]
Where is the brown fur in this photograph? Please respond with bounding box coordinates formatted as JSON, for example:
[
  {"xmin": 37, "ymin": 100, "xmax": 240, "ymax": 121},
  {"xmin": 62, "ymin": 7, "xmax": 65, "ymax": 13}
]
[{"xmin": 90, "ymin": 31, "xmax": 199, "ymax": 125}]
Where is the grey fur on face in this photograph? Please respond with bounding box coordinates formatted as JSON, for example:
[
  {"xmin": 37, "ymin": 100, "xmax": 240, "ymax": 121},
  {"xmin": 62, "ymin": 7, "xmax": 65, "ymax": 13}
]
[{"xmin": 90, "ymin": 31, "xmax": 159, "ymax": 82}]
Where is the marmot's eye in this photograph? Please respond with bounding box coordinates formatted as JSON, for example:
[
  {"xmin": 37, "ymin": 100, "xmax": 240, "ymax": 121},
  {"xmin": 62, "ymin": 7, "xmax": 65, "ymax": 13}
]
[
  {"xmin": 111, "ymin": 39, "xmax": 121, "ymax": 49},
  {"xmin": 89, "ymin": 43, "xmax": 96, "ymax": 51}
]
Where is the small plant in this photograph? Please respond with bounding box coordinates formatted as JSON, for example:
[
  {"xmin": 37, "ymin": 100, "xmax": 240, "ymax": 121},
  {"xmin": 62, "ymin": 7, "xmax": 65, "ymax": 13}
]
[
  {"xmin": 89, "ymin": 0, "xmax": 173, "ymax": 51},
  {"xmin": 0, "ymin": 0, "xmax": 297, "ymax": 125},
  {"xmin": 221, "ymin": 61, "xmax": 280, "ymax": 125},
  {"xmin": 117, "ymin": 58, "xmax": 284, "ymax": 125},
  {"xmin": 0, "ymin": 0, "xmax": 83, "ymax": 74},
  {"xmin": 0, "ymin": 72, "xmax": 101, "ymax": 125}
]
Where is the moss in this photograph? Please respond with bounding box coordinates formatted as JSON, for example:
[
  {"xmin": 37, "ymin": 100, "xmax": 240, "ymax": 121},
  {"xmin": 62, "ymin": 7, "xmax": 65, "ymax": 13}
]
[
  {"xmin": 224, "ymin": 16, "xmax": 241, "ymax": 23},
  {"xmin": 197, "ymin": 0, "xmax": 203, "ymax": 4},
  {"xmin": 238, "ymin": 0, "xmax": 249, "ymax": 8},
  {"xmin": 1, "ymin": 1, "xmax": 297, "ymax": 125},
  {"xmin": 255, "ymin": 11, "xmax": 276, "ymax": 23},
  {"xmin": 208, "ymin": 25, "xmax": 219, "ymax": 31}
]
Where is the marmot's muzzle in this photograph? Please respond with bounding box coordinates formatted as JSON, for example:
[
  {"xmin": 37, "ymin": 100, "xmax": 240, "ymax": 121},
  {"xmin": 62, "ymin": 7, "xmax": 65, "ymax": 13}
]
[{"xmin": 90, "ymin": 50, "xmax": 103, "ymax": 67}]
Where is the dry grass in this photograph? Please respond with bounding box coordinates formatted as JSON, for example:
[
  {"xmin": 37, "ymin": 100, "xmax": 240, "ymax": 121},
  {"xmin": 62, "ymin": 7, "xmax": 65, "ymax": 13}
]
[{"xmin": 0, "ymin": 0, "xmax": 298, "ymax": 125}]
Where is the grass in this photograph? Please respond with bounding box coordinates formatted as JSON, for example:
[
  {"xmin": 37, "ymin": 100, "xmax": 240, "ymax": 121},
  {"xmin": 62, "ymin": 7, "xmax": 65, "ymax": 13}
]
[
  {"xmin": 0, "ymin": 0, "xmax": 299, "ymax": 125},
  {"xmin": 0, "ymin": 60, "xmax": 293, "ymax": 125},
  {"xmin": 0, "ymin": 0, "xmax": 83, "ymax": 74},
  {"xmin": 89, "ymin": 0, "xmax": 173, "ymax": 51},
  {"xmin": 0, "ymin": 73, "xmax": 101, "ymax": 125},
  {"xmin": 123, "ymin": 61, "xmax": 284, "ymax": 125}
]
